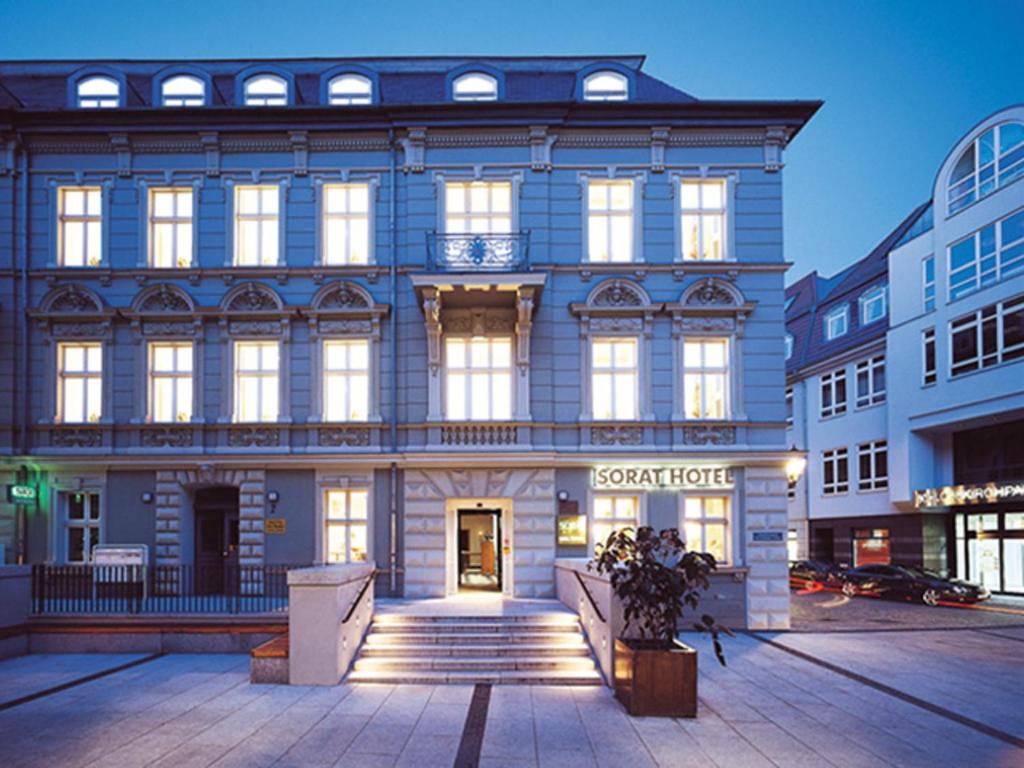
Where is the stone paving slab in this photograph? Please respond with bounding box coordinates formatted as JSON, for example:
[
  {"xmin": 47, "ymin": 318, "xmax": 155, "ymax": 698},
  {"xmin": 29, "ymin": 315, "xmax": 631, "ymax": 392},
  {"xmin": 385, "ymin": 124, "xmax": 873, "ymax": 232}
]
[
  {"xmin": 0, "ymin": 641, "xmax": 1021, "ymax": 767},
  {"xmin": 0, "ymin": 652, "xmax": 149, "ymax": 705}
]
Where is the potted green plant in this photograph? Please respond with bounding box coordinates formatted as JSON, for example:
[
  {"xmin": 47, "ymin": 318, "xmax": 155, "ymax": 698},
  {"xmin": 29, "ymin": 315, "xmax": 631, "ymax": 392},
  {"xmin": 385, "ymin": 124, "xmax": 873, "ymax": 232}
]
[{"xmin": 590, "ymin": 526, "xmax": 731, "ymax": 717}]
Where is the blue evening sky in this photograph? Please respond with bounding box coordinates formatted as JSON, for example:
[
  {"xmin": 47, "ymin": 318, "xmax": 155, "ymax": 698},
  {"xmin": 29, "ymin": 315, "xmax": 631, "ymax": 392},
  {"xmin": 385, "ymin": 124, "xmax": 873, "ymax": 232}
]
[{"xmin": 1, "ymin": 0, "xmax": 1021, "ymax": 282}]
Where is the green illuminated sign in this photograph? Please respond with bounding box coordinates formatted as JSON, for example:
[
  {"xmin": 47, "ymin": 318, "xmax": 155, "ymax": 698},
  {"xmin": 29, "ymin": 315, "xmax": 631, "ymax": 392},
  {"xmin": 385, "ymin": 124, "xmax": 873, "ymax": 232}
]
[{"xmin": 7, "ymin": 484, "xmax": 37, "ymax": 505}]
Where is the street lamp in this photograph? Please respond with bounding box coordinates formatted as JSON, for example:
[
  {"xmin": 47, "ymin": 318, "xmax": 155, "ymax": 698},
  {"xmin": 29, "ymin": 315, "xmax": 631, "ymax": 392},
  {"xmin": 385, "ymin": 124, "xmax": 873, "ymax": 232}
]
[{"xmin": 786, "ymin": 445, "xmax": 807, "ymax": 483}]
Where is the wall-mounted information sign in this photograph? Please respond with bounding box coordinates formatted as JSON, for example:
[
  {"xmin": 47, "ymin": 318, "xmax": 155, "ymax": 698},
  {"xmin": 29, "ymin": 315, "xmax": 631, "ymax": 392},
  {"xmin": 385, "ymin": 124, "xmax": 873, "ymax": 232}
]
[
  {"xmin": 593, "ymin": 465, "xmax": 735, "ymax": 491},
  {"xmin": 557, "ymin": 515, "xmax": 588, "ymax": 546},
  {"xmin": 6, "ymin": 484, "xmax": 37, "ymax": 505},
  {"xmin": 265, "ymin": 518, "xmax": 287, "ymax": 535},
  {"xmin": 914, "ymin": 481, "xmax": 1024, "ymax": 509},
  {"xmin": 751, "ymin": 531, "xmax": 784, "ymax": 543}
]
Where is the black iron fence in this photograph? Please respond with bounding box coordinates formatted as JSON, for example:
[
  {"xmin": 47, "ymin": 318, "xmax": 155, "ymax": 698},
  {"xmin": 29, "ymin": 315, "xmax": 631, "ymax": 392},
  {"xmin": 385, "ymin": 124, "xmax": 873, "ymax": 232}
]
[{"xmin": 31, "ymin": 563, "xmax": 307, "ymax": 615}]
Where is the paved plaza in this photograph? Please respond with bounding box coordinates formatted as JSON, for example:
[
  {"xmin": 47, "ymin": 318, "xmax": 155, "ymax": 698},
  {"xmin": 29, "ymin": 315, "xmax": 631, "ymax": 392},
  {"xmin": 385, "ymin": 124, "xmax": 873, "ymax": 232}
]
[{"xmin": 2, "ymin": 608, "xmax": 1022, "ymax": 768}]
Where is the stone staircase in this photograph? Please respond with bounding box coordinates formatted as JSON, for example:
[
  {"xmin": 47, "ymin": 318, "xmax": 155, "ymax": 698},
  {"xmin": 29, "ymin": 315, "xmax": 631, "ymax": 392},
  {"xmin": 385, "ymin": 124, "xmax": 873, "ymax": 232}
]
[{"xmin": 347, "ymin": 612, "xmax": 603, "ymax": 685}]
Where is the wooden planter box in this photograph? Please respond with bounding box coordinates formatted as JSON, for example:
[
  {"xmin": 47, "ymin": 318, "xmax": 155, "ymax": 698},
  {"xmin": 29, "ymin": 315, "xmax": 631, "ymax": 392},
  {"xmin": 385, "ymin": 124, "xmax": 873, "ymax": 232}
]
[{"xmin": 613, "ymin": 638, "xmax": 697, "ymax": 717}]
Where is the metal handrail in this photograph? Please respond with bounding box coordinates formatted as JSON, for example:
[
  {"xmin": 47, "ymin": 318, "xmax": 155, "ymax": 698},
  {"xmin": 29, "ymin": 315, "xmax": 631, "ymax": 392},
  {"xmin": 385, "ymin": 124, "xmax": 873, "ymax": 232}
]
[
  {"xmin": 425, "ymin": 231, "xmax": 530, "ymax": 271},
  {"xmin": 341, "ymin": 569, "xmax": 377, "ymax": 624},
  {"xmin": 574, "ymin": 570, "xmax": 607, "ymax": 624}
]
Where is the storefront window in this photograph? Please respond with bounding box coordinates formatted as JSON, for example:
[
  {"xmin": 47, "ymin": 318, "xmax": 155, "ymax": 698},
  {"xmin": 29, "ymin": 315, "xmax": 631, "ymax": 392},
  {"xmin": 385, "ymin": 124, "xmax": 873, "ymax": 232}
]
[
  {"xmin": 1004, "ymin": 538, "xmax": 1024, "ymax": 593},
  {"xmin": 852, "ymin": 527, "xmax": 890, "ymax": 566},
  {"xmin": 956, "ymin": 511, "xmax": 1024, "ymax": 593},
  {"xmin": 969, "ymin": 538, "xmax": 1001, "ymax": 592}
]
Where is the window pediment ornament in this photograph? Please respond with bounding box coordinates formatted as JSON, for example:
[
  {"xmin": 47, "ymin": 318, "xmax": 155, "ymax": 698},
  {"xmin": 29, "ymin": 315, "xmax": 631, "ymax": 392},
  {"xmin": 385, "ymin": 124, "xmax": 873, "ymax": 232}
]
[
  {"xmin": 672, "ymin": 277, "xmax": 755, "ymax": 337},
  {"xmin": 222, "ymin": 282, "xmax": 284, "ymax": 314},
  {"xmin": 39, "ymin": 284, "xmax": 105, "ymax": 315},
  {"xmin": 32, "ymin": 285, "xmax": 113, "ymax": 340},
  {"xmin": 307, "ymin": 280, "xmax": 388, "ymax": 339},
  {"xmin": 570, "ymin": 278, "xmax": 663, "ymax": 338},
  {"xmin": 588, "ymin": 278, "xmax": 650, "ymax": 308},
  {"xmin": 132, "ymin": 284, "xmax": 195, "ymax": 314}
]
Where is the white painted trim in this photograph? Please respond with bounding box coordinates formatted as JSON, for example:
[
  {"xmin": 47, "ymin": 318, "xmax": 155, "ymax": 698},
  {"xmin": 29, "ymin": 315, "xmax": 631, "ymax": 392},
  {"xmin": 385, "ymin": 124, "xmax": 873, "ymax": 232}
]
[
  {"xmin": 671, "ymin": 171, "xmax": 737, "ymax": 263},
  {"xmin": 577, "ymin": 171, "xmax": 647, "ymax": 264}
]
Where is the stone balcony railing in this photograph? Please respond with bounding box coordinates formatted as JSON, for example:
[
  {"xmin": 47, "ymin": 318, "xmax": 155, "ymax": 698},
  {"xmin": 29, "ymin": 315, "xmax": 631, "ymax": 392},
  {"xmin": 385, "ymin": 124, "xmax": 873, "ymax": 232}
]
[
  {"xmin": 425, "ymin": 231, "xmax": 530, "ymax": 272},
  {"xmin": 439, "ymin": 423, "xmax": 519, "ymax": 446}
]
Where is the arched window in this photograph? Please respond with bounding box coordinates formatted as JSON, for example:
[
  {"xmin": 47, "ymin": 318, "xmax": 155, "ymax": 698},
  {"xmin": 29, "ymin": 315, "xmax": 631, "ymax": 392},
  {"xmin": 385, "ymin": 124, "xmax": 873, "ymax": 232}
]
[
  {"xmin": 244, "ymin": 75, "xmax": 288, "ymax": 106},
  {"xmin": 583, "ymin": 71, "xmax": 628, "ymax": 102},
  {"xmin": 948, "ymin": 122, "xmax": 1024, "ymax": 213},
  {"xmin": 77, "ymin": 76, "xmax": 120, "ymax": 108},
  {"xmin": 328, "ymin": 74, "xmax": 372, "ymax": 105},
  {"xmin": 452, "ymin": 72, "xmax": 497, "ymax": 102},
  {"xmin": 161, "ymin": 75, "xmax": 205, "ymax": 107}
]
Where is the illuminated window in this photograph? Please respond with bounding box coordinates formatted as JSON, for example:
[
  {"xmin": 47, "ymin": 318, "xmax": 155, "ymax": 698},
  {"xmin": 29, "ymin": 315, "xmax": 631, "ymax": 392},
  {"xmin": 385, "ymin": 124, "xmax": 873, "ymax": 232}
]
[
  {"xmin": 325, "ymin": 489, "xmax": 369, "ymax": 564},
  {"xmin": 234, "ymin": 186, "xmax": 279, "ymax": 266},
  {"xmin": 77, "ymin": 76, "xmax": 119, "ymax": 108},
  {"xmin": 922, "ymin": 328, "xmax": 937, "ymax": 386},
  {"xmin": 855, "ymin": 355, "xmax": 885, "ymax": 408},
  {"xmin": 822, "ymin": 448, "xmax": 849, "ymax": 496},
  {"xmin": 948, "ymin": 122, "xmax": 1024, "ymax": 214},
  {"xmin": 323, "ymin": 183, "xmax": 370, "ymax": 264},
  {"xmin": 244, "ymin": 74, "xmax": 287, "ymax": 106},
  {"xmin": 233, "ymin": 341, "xmax": 279, "ymax": 422},
  {"xmin": 445, "ymin": 337, "xmax": 512, "ymax": 420},
  {"xmin": 591, "ymin": 337, "xmax": 638, "ymax": 420},
  {"xmin": 859, "ymin": 285, "xmax": 887, "ymax": 325},
  {"xmin": 587, "ymin": 180, "xmax": 634, "ymax": 263},
  {"xmin": 329, "ymin": 74, "xmax": 372, "ymax": 105},
  {"xmin": 683, "ymin": 338, "xmax": 729, "ymax": 419},
  {"xmin": 680, "ymin": 180, "xmax": 726, "ymax": 261},
  {"xmin": 852, "ymin": 528, "xmax": 891, "ymax": 566},
  {"xmin": 922, "ymin": 256, "xmax": 936, "ymax": 312},
  {"xmin": 858, "ymin": 440, "xmax": 888, "ymax": 491},
  {"xmin": 323, "ymin": 339, "xmax": 369, "ymax": 421},
  {"xmin": 592, "ymin": 495, "xmax": 638, "ymax": 551},
  {"xmin": 161, "ymin": 75, "xmax": 205, "ymax": 106},
  {"xmin": 62, "ymin": 492, "xmax": 100, "ymax": 563},
  {"xmin": 824, "ymin": 305, "xmax": 848, "ymax": 340},
  {"xmin": 149, "ymin": 342, "xmax": 193, "ymax": 423},
  {"xmin": 452, "ymin": 72, "xmax": 497, "ymax": 101},
  {"xmin": 820, "ymin": 368, "xmax": 847, "ymax": 419},
  {"xmin": 682, "ymin": 496, "xmax": 730, "ymax": 565},
  {"xmin": 583, "ymin": 71, "xmax": 628, "ymax": 101},
  {"xmin": 444, "ymin": 181, "xmax": 512, "ymax": 234},
  {"xmin": 949, "ymin": 210, "xmax": 1024, "ymax": 301},
  {"xmin": 149, "ymin": 188, "xmax": 193, "ymax": 268},
  {"xmin": 58, "ymin": 187, "xmax": 102, "ymax": 267},
  {"xmin": 58, "ymin": 342, "xmax": 102, "ymax": 423}
]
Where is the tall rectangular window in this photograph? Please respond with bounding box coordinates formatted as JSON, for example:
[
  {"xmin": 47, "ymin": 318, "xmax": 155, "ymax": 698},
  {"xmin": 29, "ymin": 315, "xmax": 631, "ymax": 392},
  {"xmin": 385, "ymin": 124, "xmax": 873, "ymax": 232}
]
[
  {"xmin": 235, "ymin": 186, "xmax": 279, "ymax": 266},
  {"xmin": 922, "ymin": 256, "xmax": 936, "ymax": 312},
  {"xmin": 587, "ymin": 180, "xmax": 634, "ymax": 262},
  {"xmin": 149, "ymin": 188, "xmax": 193, "ymax": 268},
  {"xmin": 822, "ymin": 448, "xmax": 849, "ymax": 496},
  {"xmin": 923, "ymin": 328, "xmax": 937, "ymax": 386},
  {"xmin": 680, "ymin": 180, "xmax": 725, "ymax": 261},
  {"xmin": 445, "ymin": 337, "xmax": 512, "ymax": 420},
  {"xmin": 785, "ymin": 386, "xmax": 794, "ymax": 426},
  {"xmin": 593, "ymin": 495, "xmax": 638, "ymax": 551},
  {"xmin": 858, "ymin": 440, "xmax": 888, "ymax": 491},
  {"xmin": 444, "ymin": 181, "xmax": 512, "ymax": 234},
  {"xmin": 683, "ymin": 339, "xmax": 729, "ymax": 419},
  {"xmin": 855, "ymin": 355, "xmax": 886, "ymax": 408},
  {"xmin": 819, "ymin": 368, "xmax": 847, "ymax": 419},
  {"xmin": 323, "ymin": 183, "xmax": 370, "ymax": 265},
  {"xmin": 233, "ymin": 341, "xmax": 279, "ymax": 422},
  {"xmin": 58, "ymin": 342, "xmax": 102, "ymax": 423},
  {"xmin": 591, "ymin": 337, "xmax": 638, "ymax": 420},
  {"xmin": 682, "ymin": 496, "xmax": 730, "ymax": 564},
  {"xmin": 325, "ymin": 489, "xmax": 368, "ymax": 564},
  {"xmin": 62, "ymin": 492, "xmax": 100, "ymax": 563},
  {"xmin": 149, "ymin": 342, "xmax": 193, "ymax": 423},
  {"xmin": 950, "ymin": 295, "xmax": 1024, "ymax": 377},
  {"xmin": 323, "ymin": 339, "xmax": 369, "ymax": 421},
  {"xmin": 948, "ymin": 211, "xmax": 1024, "ymax": 301},
  {"xmin": 58, "ymin": 187, "xmax": 102, "ymax": 267}
]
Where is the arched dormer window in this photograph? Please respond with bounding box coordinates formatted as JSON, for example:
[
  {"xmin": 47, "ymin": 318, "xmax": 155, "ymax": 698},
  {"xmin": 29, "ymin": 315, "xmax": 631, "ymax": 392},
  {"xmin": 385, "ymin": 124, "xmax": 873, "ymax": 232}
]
[
  {"xmin": 161, "ymin": 75, "xmax": 205, "ymax": 107},
  {"xmin": 77, "ymin": 76, "xmax": 120, "ymax": 108},
  {"xmin": 452, "ymin": 72, "xmax": 498, "ymax": 102},
  {"xmin": 583, "ymin": 70, "xmax": 629, "ymax": 102},
  {"xmin": 244, "ymin": 74, "xmax": 288, "ymax": 106},
  {"xmin": 328, "ymin": 74, "xmax": 372, "ymax": 105},
  {"xmin": 948, "ymin": 122, "xmax": 1024, "ymax": 214}
]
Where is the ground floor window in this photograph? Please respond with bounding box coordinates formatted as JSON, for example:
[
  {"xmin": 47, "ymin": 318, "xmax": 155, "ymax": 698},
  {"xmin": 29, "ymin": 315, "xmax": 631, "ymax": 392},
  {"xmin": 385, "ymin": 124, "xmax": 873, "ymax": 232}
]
[
  {"xmin": 956, "ymin": 511, "xmax": 1024, "ymax": 594},
  {"xmin": 592, "ymin": 495, "xmax": 639, "ymax": 552},
  {"xmin": 682, "ymin": 496, "xmax": 730, "ymax": 565},
  {"xmin": 62, "ymin": 491, "xmax": 101, "ymax": 563},
  {"xmin": 852, "ymin": 527, "xmax": 890, "ymax": 566},
  {"xmin": 324, "ymin": 489, "xmax": 369, "ymax": 564},
  {"xmin": 787, "ymin": 529, "xmax": 799, "ymax": 562}
]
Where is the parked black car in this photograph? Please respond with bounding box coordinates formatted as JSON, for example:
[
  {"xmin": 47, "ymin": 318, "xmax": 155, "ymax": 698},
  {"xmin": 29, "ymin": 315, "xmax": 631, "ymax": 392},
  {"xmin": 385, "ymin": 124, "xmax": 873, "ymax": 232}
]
[
  {"xmin": 789, "ymin": 560, "xmax": 843, "ymax": 588},
  {"xmin": 839, "ymin": 564, "xmax": 990, "ymax": 606}
]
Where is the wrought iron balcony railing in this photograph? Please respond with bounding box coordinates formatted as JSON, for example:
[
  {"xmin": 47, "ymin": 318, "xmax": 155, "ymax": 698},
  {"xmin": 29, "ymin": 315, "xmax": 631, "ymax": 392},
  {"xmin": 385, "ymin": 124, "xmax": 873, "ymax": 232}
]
[{"xmin": 425, "ymin": 231, "xmax": 530, "ymax": 272}]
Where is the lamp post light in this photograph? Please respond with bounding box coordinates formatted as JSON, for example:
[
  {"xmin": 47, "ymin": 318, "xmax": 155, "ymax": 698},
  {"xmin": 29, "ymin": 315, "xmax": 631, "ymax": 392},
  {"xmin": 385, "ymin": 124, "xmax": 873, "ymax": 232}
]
[{"xmin": 786, "ymin": 446, "xmax": 807, "ymax": 484}]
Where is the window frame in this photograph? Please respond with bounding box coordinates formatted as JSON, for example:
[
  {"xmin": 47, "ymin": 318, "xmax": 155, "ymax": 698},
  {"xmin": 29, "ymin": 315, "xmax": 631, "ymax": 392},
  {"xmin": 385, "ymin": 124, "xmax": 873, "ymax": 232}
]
[
  {"xmin": 857, "ymin": 440, "xmax": 889, "ymax": 492},
  {"xmin": 57, "ymin": 341, "xmax": 104, "ymax": 424},
  {"xmin": 242, "ymin": 73, "xmax": 289, "ymax": 106},
  {"xmin": 585, "ymin": 178, "xmax": 637, "ymax": 263},
  {"xmin": 580, "ymin": 173, "xmax": 645, "ymax": 264},
  {"xmin": 147, "ymin": 187, "xmax": 195, "ymax": 268},
  {"xmin": 784, "ymin": 333, "xmax": 794, "ymax": 361},
  {"xmin": 854, "ymin": 354, "xmax": 886, "ymax": 409},
  {"xmin": 451, "ymin": 71, "xmax": 499, "ymax": 102},
  {"xmin": 922, "ymin": 256, "xmax": 936, "ymax": 313},
  {"xmin": 682, "ymin": 337, "xmax": 731, "ymax": 420},
  {"xmin": 57, "ymin": 186, "xmax": 104, "ymax": 268},
  {"xmin": 322, "ymin": 338, "xmax": 371, "ymax": 423},
  {"xmin": 74, "ymin": 75, "xmax": 121, "ymax": 108},
  {"xmin": 160, "ymin": 74, "xmax": 206, "ymax": 107},
  {"xmin": 327, "ymin": 74, "xmax": 373, "ymax": 106},
  {"xmin": 948, "ymin": 208, "xmax": 1024, "ymax": 302},
  {"xmin": 232, "ymin": 340, "xmax": 281, "ymax": 423},
  {"xmin": 922, "ymin": 327, "xmax": 937, "ymax": 386},
  {"xmin": 440, "ymin": 177, "xmax": 517, "ymax": 235},
  {"xmin": 590, "ymin": 336, "xmax": 640, "ymax": 421},
  {"xmin": 680, "ymin": 495, "xmax": 732, "ymax": 566},
  {"xmin": 785, "ymin": 386, "xmax": 794, "ymax": 426},
  {"xmin": 590, "ymin": 493, "xmax": 642, "ymax": 554},
  {"xmin": 582, "ymin": 70, "xmax": 629, "ymax": 102},
  {"xmin": 320, "ymin": 182, "xmax": 373, "ymax": 265},
  {"xmin": 61, "ymin": 491, "xmax": 102, "ymax": 564},
  {"xmin": 676, "ymin": 177, "xmax": 731, "ymax": 262},
  {"xmin": 443, "ymin": 335, "xmax": 515, "ymax": 422},
  {"xmin": 824, "ymin": 304, "xmax": 849, "ymax": 340},
  {"xmin": 858, "ymin": 285, "xmax": 887, "ymax": 326},
  {"xmin": 947, "ymin": 122, "xmax": 1024, "ymax": 215},
  {"xmin": 322, "ymin": 487, "xmax": 371, "ymax": 564},
  {"xmin": 148, "ymin": 341, "xmax": 194, "ymax": 424},
  {"xmin": 949, "ymin": 293, "xmax": 1024, "ymax": 378},
  {"xmin": 822, "ymin": 447, "xmax": 850, "ymax": 496},
  {"xmin": 232, "ymin": 183, "xmax": 283, "ymax": 267},
  {"xmin": 819, "ymin": 368, "xmax": 847, "ymax": 419}
]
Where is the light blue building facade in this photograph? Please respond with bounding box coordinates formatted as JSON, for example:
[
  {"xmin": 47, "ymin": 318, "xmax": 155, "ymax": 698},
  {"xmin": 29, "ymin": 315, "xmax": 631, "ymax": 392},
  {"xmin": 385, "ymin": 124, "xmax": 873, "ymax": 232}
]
[{"xmin": 0, "ymin": 56, "xmax": 818, "ymax": 628}]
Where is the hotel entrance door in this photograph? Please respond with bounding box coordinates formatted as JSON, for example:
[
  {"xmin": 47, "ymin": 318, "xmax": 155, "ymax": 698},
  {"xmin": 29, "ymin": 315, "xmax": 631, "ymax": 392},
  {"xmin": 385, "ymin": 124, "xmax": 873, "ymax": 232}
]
[
  {"xmin": 194, "ymin": 487, "xmax": 240, "ymax": 595},
  {"xmin": 457, "ymin": 509, "xmax": 502, "ymax": 592}
]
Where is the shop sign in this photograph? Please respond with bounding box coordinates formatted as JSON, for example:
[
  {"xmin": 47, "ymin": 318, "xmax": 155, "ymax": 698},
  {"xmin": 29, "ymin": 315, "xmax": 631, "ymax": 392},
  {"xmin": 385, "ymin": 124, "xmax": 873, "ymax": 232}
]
[
  {"xmin": 266, "ymin": 518, "xmax": 287, "ymax": 535},
  {"xmin": 557, "ymin": 515, "xmax": 588, "ymax": 546},
  {"xmin": 6, "ymin": 484, "xmax": 37, "ymax": 505},
  {"xmin": 593, "ymin": 465, "xmax": 734, "ymax": 491},
  {"xmin": 914, "ymin": 481, "xmax": 1024, "ymax": 509}
]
